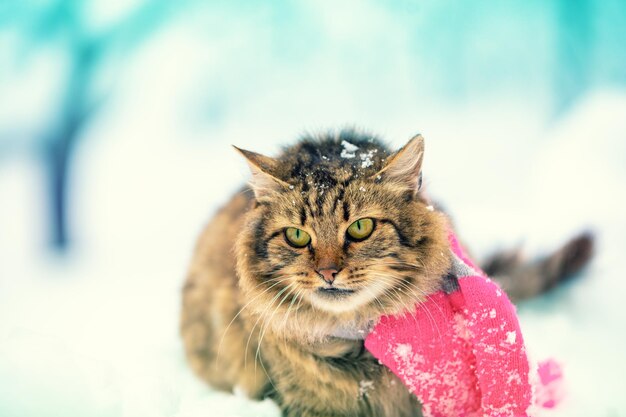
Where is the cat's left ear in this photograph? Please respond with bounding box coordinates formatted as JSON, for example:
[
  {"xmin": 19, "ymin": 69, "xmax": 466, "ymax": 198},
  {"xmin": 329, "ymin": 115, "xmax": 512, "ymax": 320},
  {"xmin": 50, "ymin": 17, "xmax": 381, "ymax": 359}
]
[
  {"xmin": 373, "ymin": 134, "xmax": 424, "ymax": 194},
  {"xmin": 233, "ymin": 146, "xmax": 290, "ymax": 199}
]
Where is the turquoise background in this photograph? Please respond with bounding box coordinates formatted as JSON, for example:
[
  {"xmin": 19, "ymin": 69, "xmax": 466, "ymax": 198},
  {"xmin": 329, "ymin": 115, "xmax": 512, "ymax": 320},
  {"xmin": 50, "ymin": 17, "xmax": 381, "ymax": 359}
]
[{"xmin": 1, "ymin": 1, "xmax": 625, "ymax": 416}]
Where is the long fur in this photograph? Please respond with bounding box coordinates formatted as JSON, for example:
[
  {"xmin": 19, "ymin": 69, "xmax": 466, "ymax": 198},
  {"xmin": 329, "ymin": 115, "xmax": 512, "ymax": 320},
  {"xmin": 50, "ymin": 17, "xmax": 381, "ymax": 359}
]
[{"xmin": 180, "ymin": 130, "xmax": 593, "ymax": 417}]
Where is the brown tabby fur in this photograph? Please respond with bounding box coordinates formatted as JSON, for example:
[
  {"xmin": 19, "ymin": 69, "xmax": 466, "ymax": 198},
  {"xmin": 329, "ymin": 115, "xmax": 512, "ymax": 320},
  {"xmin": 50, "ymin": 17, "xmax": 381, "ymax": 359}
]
[{"xmin": 180, "ymin": 130, "xmax": 593, "ymax": 417}]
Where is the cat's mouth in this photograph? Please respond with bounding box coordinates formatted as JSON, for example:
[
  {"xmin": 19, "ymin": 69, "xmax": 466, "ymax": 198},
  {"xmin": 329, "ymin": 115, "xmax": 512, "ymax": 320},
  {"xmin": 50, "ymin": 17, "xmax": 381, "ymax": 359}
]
[
  {"xmin": 310, "ymin": 285, "xmax": 377, "ymax": 313},
  {"xmin": 316, "ymin": 287, "xmax": 356, "ymax": 297}
]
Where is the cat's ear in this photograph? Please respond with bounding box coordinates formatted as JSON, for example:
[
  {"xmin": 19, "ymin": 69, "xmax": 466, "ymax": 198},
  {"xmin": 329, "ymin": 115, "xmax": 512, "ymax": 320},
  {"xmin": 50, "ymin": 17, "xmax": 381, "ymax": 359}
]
[
  {"xmin": 233, "ymin": 146, "xmax": 290, "ymax": 199},
  {"xmin": 373, "ymin": 134, "xmax": 424, "ymax": 193}
]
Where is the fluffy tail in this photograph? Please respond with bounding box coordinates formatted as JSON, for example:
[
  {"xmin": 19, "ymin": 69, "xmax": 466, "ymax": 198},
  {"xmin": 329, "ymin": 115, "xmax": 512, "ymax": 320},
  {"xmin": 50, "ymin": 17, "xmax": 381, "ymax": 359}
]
[{"xmin": 482, "ymin": 232, "xmax": 595, "ymax": 302}]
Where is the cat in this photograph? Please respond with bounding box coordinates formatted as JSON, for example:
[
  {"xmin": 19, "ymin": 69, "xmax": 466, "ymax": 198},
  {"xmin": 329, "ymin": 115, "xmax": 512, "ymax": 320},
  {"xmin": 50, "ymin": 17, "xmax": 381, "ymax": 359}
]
[{"xmin": 180, "ymin": 130, "xmax": 593, "ymax": 417}]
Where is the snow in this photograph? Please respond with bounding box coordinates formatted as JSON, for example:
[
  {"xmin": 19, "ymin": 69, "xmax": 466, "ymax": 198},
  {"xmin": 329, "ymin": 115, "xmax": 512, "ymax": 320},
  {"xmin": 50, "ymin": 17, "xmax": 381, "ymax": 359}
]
[
  {"xmin": 340, "ymin": 140, "xmax": 359, "ymax": 158},
  {"xmin": 506, "ymin": 331, "xmax": 517, "ymax": 345},
  {"xmin": 389, "ymin": 339, "xmax": 474, "ymax": 417},
  {"xmin": 395, "ymin": 343, "xmax": 414, "ymax": 362},
  {"xmin": 453, "ymin": 313, "xmax": 472, "ymax": 341},
  {"xmin": 359, "ymin": 149, "xmax": 378, "ymax": 168},
  {"xmin": 358, "ymin": 380, "xmax": 375, "ymax": 398}
]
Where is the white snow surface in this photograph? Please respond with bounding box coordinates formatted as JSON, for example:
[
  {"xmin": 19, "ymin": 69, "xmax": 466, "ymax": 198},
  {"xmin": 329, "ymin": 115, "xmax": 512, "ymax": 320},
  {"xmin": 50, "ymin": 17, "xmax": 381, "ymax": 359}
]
[
  {"xmin": 2, "ymin": 91, "xmax": 624, "ymax": 417},
  {"xmin": 1, "ymin": 20, "xmax": 625, "ymax": 417}
]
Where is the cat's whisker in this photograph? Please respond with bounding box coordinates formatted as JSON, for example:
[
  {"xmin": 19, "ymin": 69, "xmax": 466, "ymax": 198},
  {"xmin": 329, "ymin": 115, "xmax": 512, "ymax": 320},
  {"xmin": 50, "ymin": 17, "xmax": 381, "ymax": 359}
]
[
  {"xmin": 365, "ymin": 273, "xmax": 431, "ymax": 336},
  {"xmin": 293, "ymin": 290, "xmax": 306, "ymax": 334},
  {"xmin": 386, "ymin": 274, "xmax": 448, "ymax": 324},
  {"xmin": 384, "ymin": 286, "xmax": 418, "ymax": 325},
  {"xmin": 280, "ymin": 288, "xmax": 302, "ymax": 350},
  {"xmin": 244, "ymin": 282, "xmax": 293, "ymax": 371},
  {"xmin": 253, "ymin": 283, "xmax": 297, "ymax": 395},
  {"xmin": 255, "ymin": 283, "xmax": 296, "ymax": 372},
  {"xmin": 367, "ymin": 263, "xmax": 444, "ymax": 311},
  {"xmin": 377, "ymin": 275, "xmax": 444, "ymax": 341},
  {"xmin": 370, "ymin": 272, "xmax": 412, "ymax": 311},
  {"xmin": 357, "ymin": 281, "xmax": 389, "ymax": 316},
  {"xmin": 379, "ymin": 257, "xmax": 437, "ymax": 273},
  {"xmin": 216, "ymin": 277, "xmax": 291, "ymax": 368},
  {"xmin": 234, "ymin": 186, "xmax": 255, "ymax": 198},
  {"xmin": 281, "ymin": 288, "xmax": 303, "ymax": 333},
  {"xmin": 244, "ymin": 284, "xmax": 291, "ymax": 360},
  {"xmin": 366, "ymin": 275, "xmax": 400, "ymax": 306}
]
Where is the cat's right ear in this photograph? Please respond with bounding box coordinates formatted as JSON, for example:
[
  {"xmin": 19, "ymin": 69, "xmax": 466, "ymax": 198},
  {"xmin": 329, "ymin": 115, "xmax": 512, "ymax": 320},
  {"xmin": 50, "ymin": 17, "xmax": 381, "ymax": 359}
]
[
  {"xmin": 372, "ymin": 134, "xmax": 425, "ymax": 194},
  {"xmin": 233, "ymin": 146, "xmax": 290, "ymax": 199}
]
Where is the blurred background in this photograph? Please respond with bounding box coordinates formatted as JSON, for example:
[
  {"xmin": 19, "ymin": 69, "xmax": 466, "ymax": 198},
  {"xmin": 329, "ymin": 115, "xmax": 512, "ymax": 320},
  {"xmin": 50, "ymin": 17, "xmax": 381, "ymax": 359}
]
[{"xmin": 1, "ymin": 1, "xmax": 625, "ymax": 416}]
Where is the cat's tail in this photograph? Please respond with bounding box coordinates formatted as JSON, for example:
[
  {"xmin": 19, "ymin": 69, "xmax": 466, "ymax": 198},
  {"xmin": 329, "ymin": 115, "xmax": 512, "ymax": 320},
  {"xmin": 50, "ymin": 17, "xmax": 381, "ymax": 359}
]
[{"xmin": 482, "ymin": 232, "xmax": 595, "ymax": 302}]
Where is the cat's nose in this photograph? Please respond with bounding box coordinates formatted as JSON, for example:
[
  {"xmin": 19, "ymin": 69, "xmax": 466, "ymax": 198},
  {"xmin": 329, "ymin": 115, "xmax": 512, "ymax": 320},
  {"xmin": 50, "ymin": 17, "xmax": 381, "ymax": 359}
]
[{"xmin": 317, "ymin": 267, "xmax": 339, "ymax": 284}]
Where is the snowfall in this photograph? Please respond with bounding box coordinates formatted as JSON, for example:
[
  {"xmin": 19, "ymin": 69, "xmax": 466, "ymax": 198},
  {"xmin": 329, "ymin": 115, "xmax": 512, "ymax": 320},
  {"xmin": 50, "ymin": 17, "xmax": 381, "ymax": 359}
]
[{"xmin": 1, "ymin": 17, "xmax": 626, "ymax": 417}]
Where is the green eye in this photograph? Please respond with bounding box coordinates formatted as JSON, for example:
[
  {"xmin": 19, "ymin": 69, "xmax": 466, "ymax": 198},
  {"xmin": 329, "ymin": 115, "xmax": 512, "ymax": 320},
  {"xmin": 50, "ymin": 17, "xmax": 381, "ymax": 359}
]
[
  {"xmin": 346, "ymin": 218, "xmax": 375, "ymax": 241},
  {"xmin": 285, "ymin": 227, "xmax": 311, "ymax": 248}
]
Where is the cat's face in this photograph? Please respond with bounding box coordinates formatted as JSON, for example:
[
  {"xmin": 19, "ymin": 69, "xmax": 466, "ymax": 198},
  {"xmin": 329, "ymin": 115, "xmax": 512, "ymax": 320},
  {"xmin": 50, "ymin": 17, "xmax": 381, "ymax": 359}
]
[{"xmin": 235, "ymin": 133, "xmax": 451, "ymax": 336}]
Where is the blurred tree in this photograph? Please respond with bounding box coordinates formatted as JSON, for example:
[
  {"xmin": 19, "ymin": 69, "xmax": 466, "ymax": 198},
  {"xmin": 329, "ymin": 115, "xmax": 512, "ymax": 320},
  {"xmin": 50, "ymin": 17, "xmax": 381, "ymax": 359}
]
[
  {"xmin": 1, "ymin": 0, "xmax": 184, "ymax": 251},
  {"xmin": 554, "ymin": 0, "xmax": 592, "ymax": 114}
]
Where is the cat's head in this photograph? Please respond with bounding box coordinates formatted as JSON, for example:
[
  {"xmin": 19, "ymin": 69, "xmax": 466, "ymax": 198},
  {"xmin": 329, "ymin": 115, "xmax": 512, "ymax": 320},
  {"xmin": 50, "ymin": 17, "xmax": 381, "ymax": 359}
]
[{"xmin": 235, "ymin": 131, "xmax": 451, "ymax": 339}]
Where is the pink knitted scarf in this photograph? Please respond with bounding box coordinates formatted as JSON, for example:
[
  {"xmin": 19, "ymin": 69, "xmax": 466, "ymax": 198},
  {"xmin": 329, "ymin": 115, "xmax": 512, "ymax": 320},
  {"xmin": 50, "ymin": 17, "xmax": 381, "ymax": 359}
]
[{"xmin": 364, "ymin": 233, "xmax": 562, "ymax": 417}]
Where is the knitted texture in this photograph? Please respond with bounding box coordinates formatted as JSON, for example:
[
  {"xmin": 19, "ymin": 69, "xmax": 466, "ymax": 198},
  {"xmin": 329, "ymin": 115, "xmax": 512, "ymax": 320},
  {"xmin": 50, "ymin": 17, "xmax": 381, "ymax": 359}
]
[{"xmin": 364, "ymin": 234, "xmax": 533, "ymax": 417}]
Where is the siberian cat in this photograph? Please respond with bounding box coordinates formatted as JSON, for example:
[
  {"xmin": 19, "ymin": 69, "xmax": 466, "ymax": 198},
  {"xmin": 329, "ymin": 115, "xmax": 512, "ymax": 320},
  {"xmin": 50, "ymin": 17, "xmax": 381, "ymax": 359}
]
[{"xmin": 180, "ymin": 131, "xmax": 592, "ymax": 417}]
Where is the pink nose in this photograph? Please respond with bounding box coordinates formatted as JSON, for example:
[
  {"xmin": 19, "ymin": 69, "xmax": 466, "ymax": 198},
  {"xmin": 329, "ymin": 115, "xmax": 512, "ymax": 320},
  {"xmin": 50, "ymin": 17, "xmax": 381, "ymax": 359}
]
[{"xmin": 317, "ymin": 268, "xmax": 338, "ymax": 284}]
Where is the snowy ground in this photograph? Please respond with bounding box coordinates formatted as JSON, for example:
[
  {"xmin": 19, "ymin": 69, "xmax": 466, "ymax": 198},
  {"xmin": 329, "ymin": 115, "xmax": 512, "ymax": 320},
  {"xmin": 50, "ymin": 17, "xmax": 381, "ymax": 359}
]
[{"xmin": 1, "ymin": 17, "xmax": 626, "ymax": 417}]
